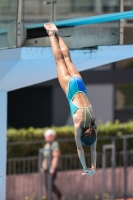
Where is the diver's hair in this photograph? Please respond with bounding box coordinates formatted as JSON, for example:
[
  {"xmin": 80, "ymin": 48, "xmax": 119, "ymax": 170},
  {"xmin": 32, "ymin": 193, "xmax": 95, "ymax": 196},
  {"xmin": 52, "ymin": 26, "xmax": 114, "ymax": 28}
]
[{"xmin": 81, "ymin": 118, "xmax": 97, "ymax": 146}]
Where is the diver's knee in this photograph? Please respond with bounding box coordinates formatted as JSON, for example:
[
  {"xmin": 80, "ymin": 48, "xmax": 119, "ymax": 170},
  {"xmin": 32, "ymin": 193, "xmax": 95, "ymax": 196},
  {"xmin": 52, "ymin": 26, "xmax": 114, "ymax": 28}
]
[
  {"xmin": 61, "ymin": 47, "xmax": 70, "ymax": 59},
  {"xmin": 61, "ymin": 46, "xmax": 68, "ymax": 54},
  {"xmin": 55, "ymin": 49, "xmax": 64, "ymax": 61}
]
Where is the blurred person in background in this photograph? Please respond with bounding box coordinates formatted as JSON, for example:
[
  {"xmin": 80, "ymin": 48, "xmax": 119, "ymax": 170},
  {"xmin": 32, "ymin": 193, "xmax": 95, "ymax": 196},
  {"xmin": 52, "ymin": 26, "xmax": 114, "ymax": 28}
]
[
  {"xmin": 42, "ymin": 129, "xmax": 63, "ymax": 200},
  {"xmin": 44, "ymin": 23, "xmax": 97, "ymax": 176}
]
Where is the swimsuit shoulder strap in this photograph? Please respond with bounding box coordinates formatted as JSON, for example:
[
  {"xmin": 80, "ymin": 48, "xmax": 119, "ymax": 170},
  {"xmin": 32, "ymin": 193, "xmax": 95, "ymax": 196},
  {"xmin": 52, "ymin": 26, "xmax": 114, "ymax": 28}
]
[
  {"xmin": 86, "ymin": 107, "xmax": 93, "ymax": 119},
  {"xmin": 83, "ymin": 107, "xmax": 93, "ymax": 128},
  {"xmin": 83, "ymin": 108, "xmax": 87, "ymax": 128}
]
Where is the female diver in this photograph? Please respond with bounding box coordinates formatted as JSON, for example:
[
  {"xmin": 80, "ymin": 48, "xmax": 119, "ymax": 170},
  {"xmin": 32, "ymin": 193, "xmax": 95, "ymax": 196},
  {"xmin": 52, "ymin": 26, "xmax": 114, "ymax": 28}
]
[{"xmin": 44, "ymin": 22, "xmax": 97, "ymax": 176}]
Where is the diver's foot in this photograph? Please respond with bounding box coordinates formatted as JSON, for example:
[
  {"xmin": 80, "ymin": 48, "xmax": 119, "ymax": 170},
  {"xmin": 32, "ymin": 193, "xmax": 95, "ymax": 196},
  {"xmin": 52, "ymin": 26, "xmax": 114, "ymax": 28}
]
[{"xmin": 44, "ymin": 22, "xmax": 58, "ymax": 36}]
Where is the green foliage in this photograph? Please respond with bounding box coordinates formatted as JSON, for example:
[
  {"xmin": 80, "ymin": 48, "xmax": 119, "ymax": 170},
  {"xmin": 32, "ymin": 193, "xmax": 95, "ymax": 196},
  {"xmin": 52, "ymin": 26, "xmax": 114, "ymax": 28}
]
[
  {"xmin": 7, "ymin": 121, "xmax": 133, "ymax": 158},
  {"xmin": 7, "ymin": 126, "xmax": 74, "ymax": 142}
]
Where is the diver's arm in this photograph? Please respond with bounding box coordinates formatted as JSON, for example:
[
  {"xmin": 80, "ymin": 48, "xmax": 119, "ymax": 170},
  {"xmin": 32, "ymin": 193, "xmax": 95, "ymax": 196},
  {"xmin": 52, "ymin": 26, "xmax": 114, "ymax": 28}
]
[
  {"xmin": 74, "ymin": 126, "xmax": 87, "ymax": 170},
  {"xmin": 91, "ymin": 139, "xmax": 97, "ymax": 170}
]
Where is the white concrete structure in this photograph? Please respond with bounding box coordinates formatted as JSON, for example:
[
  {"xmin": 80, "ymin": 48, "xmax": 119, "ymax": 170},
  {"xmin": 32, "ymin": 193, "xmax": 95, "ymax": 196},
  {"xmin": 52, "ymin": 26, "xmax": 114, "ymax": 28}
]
[
  {"xmin": 0, "ymin": 92, "xmax": 7, "ymax": 200},
  {"xmin": 0, "ymin": 45, "xmax": 133, "ymax": 91},
  {"xmin": 0, "ymin": 45, "xmax": 133, "ymax": 200}
]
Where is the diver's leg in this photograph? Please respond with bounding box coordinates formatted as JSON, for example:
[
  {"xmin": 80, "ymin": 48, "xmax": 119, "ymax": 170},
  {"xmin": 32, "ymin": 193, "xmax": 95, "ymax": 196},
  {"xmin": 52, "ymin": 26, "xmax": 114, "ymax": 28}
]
[
  {"xmin": 57, "ymin": 34, "xmax": 82, "ymax": 78},
  {"xmin": 44, "ymin": 23, "xmax": 71, "ymax": 93},
  {"xmin": 45, "ymin": 22, "xmax": 81, "ymax": 78}
]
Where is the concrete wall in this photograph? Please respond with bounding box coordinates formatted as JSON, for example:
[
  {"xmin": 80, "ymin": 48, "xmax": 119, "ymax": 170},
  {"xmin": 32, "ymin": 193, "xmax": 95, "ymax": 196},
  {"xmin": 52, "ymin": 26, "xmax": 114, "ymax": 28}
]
[
  {"xmin": 6, "ymin": 167, "xmax": 133, "ymax": 200},
  {"xmin": 86, "ymin": 84, "xmax": 114, "ymax": 124}
]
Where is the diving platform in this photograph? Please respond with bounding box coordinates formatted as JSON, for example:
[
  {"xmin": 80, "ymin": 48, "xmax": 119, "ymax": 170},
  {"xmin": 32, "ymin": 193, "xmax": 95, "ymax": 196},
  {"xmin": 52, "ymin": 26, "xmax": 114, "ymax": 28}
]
[{"xmin": 0, "ymin": 45, "xmax": 133, "ymax": 91}]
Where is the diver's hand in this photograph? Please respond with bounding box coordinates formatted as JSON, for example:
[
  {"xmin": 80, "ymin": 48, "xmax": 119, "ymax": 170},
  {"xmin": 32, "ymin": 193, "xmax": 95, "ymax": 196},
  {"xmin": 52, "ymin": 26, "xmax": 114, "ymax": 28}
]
[{"xmin": 82, "ymin": 168, "xmax": 95, "ymax": 176}]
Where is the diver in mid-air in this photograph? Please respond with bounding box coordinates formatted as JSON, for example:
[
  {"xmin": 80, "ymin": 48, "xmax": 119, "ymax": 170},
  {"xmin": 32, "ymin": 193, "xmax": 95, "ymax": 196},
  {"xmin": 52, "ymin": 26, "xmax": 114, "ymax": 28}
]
[{"xmin": 44, "ymin": 22, "xmax": 97, "ymax": 176}]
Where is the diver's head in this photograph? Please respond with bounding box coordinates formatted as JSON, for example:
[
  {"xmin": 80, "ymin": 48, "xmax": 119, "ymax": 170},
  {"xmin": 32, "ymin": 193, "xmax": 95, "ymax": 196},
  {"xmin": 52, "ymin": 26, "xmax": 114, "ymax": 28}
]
[{"xmin": 81, "ymin": 118, "xmax": 97, "ymax": 146}]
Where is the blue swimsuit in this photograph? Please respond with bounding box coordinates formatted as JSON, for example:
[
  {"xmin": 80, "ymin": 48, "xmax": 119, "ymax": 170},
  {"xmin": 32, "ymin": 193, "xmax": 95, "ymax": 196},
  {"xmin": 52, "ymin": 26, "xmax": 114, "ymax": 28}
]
[{"xmin": 67, "ymin": 76, "xmax": 93, "ymax": 127}]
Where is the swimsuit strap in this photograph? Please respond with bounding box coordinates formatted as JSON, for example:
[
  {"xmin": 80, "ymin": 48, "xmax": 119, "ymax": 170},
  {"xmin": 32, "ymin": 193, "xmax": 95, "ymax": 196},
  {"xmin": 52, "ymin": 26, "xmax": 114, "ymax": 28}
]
[
  {"xmin": 87, "ymin": 108, "xmax": 93, "ymax": 119},
  {"xmin": 83, "ymin": 107, "xmax": 93, "ymax": 128},
  {"xmin": 83, "ymin": 108, "xmax": 87, "ymax": 128}
]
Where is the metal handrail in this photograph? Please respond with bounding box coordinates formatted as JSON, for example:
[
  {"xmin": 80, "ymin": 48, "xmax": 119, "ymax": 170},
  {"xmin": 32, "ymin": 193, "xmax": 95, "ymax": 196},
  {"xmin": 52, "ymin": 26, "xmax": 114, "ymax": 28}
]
[{"xmin": 7, "ymin": 134, "xmax": 133, "ymax": 146}]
